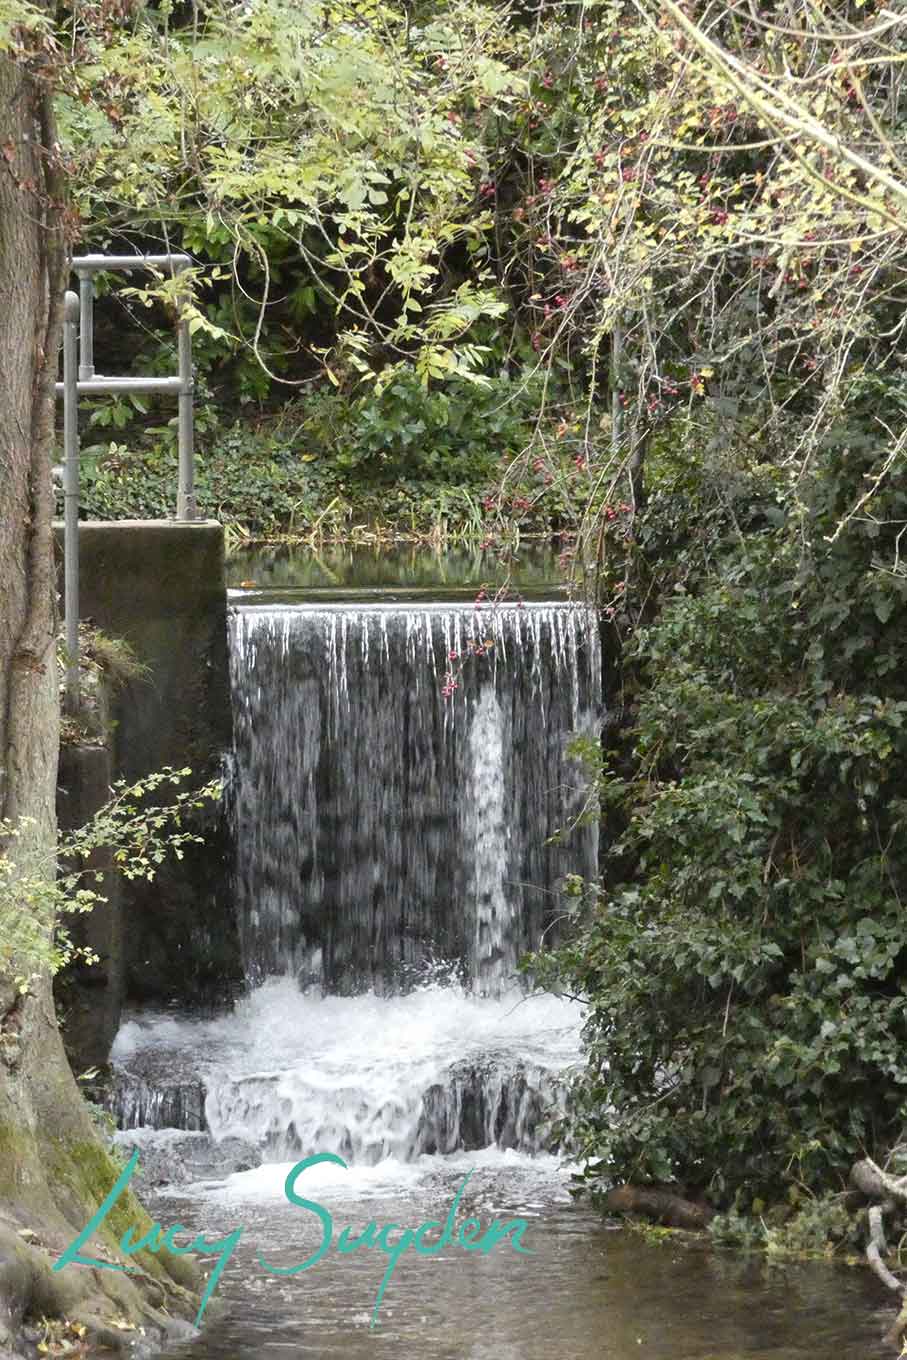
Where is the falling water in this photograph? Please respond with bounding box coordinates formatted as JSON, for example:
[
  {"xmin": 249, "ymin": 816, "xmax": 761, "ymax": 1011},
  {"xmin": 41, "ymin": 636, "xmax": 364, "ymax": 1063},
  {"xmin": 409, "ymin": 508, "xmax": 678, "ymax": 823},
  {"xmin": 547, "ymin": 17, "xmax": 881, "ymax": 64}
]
[
  {"xmin": 108, "ymin": 588, "xmax": 600, "ymax": 1236},
  {"xmin": 228, "ymin": 601, "xmax": 601, "ymax": 993},
  {"xmin": 467, "ymin": 686, "xmax": 510, "ymax": 992}
]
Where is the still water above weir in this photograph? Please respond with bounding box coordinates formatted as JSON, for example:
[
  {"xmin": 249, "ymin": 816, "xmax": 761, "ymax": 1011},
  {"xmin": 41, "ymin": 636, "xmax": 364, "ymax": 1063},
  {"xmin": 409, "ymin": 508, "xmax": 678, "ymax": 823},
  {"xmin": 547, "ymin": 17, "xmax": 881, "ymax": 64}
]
[{"xmin": 106, "ymin": 548, "xmax": 890, "ymax": 1358}]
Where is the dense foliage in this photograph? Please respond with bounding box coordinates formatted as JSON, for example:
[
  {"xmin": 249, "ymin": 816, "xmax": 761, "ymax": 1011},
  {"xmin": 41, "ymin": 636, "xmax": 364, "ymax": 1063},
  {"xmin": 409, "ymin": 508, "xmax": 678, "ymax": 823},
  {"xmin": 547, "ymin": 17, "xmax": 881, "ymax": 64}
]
[
  {"xmin": 530, "ymin": 429, "xmax": 907, "ymax": 1202},
  {"xmin": 29, "ymin": 0, "xmax": 906, "ymax": 541},
  {"xmin": 73, "ymin": 372, "xmax": 559, "ymax": 535},
  {"xmin": 514, "ymin": 0, "xmax": 907, "ymax": 1206}
]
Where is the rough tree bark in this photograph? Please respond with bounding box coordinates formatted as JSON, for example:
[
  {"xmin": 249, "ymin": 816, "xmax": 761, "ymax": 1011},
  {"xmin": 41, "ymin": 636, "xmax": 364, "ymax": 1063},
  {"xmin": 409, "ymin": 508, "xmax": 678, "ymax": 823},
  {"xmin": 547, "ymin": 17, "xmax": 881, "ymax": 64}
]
[{"xmin": 0, "ymin": 20, "xmax": 197, "ymax": 1356}]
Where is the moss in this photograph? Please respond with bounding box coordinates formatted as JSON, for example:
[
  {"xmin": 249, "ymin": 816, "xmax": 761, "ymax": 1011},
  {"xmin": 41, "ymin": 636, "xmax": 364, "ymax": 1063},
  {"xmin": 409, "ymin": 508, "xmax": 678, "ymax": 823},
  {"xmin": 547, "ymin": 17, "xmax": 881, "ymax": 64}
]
[
  {"xmin": 81, "ymin": 628, "xmax": 150, "ymax": 688},
  {"xmin": 0, "ymin": 1124, "xmax": 35, "ymax": 1201},
  {"xmin": 44, "ymin": 1138, "xmax": 197, "ymax": 1291},
  {"xmin": 0, "ymin": 1089, "xmax": 196, "ymax": 1340}
]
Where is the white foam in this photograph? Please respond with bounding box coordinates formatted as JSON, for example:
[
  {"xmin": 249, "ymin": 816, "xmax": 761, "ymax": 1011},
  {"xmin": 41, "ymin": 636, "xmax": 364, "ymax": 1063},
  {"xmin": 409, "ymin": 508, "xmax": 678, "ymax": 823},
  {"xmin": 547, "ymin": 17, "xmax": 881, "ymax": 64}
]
[
  {"xmin": 112, "ymin": 979, "xmax": 583, "ymax": 1182},
  {"xmin": 174, "ymin": 1145, "xmax": 574, "ymax": 1207},
  {"xmin": 112, "ymin": 978, "xmax": 583, "ymax": 1072}
]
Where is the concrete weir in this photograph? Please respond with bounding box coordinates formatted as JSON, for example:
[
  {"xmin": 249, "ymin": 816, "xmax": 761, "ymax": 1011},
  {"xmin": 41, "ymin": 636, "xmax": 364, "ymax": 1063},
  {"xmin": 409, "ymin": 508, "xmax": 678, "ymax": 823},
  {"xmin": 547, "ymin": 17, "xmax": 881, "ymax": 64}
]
[
  {"xmin": 55, "ymin": 520, "xmax": 230, "ymax": 774},
  {"xmin": 53, "ymin": 520, "xmax": 242, "ymax": 1065}
]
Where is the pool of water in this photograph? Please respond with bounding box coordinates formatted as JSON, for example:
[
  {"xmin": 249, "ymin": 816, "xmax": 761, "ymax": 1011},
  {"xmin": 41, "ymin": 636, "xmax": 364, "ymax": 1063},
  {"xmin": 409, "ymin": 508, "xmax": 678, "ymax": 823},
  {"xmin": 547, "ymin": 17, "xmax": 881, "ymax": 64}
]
[{"xmin": 149, "ymin": 1165, "xmax": 889, "ymax": 1360}]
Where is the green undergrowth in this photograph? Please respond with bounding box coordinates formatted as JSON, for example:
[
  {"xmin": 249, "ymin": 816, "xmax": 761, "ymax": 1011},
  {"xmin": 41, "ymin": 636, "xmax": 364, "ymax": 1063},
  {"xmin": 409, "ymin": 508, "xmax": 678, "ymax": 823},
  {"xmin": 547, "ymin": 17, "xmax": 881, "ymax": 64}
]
[
  {"xmin": 709, "ymin": 1195, "xmax": 865, "ymax": 1261},
  {"xmin": 618, "ymin": 1194, "xmax": 869, "ymax": 1266},
  {"xmin": 527, "ymin": 414, "xmax": 907, "ymax": 1206},
  {"xmin": 70, "ymin": 376, "xmax": 611, "ymax": 541}
]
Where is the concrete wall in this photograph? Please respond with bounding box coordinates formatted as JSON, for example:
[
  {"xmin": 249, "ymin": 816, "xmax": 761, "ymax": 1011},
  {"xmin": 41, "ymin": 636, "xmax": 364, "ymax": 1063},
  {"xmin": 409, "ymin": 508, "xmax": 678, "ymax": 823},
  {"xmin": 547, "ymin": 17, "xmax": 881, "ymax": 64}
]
[
  {"xmin": 56, "ymin": 736, "xmax": 123, "ymax": 1075},
  {"xmin": 67, "ymin": 520, "xmax": 230, "ymax": 776},
  {"xmin": 54, "ymin": 521, "xmax": 242, "ymax": 1032}
]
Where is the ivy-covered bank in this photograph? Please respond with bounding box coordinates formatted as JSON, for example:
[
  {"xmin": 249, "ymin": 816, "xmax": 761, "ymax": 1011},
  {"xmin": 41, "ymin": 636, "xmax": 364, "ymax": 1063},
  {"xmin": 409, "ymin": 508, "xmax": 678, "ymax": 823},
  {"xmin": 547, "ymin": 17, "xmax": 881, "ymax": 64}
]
[{"xmin": 528, "ymin": 423, "xmax": 907, "ymax": 1212}]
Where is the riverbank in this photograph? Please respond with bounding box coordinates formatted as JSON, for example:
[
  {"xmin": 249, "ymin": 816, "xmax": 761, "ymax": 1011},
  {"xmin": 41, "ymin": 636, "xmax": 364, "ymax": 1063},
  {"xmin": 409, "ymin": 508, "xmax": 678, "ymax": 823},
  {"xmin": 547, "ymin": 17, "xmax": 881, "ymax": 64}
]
[{"xmin": 70, "ymin": 390, "xmax": 599, "ymax": 549}]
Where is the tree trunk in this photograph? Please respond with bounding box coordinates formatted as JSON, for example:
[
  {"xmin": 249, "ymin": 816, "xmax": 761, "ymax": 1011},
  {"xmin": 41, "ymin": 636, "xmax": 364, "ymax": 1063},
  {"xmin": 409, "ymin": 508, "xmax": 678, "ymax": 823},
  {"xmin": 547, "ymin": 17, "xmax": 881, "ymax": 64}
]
[{"xmin": 0, "ymin": 25, "xmax": 197, "ymax": 1354}]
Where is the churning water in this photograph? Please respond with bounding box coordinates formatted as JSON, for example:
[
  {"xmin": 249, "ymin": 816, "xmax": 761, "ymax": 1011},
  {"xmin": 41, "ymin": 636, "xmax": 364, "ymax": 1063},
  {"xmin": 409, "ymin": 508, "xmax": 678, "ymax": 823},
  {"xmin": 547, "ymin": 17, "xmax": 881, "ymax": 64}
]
[{"xmin": 110, "ymin": 978, "xmax": 582, "ymax": 1170}]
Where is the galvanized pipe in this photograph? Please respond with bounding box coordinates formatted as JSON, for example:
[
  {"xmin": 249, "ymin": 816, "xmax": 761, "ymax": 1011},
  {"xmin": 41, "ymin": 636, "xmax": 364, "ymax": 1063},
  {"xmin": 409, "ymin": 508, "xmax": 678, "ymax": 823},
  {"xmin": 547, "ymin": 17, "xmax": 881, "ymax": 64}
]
[
  {"xmin": 71, "ymin": 253, "xmax": 191, "ymax": 274},
  {"xmin": 77, "ymin": 274, "xmax": 95, "ymax": 381},
  {"xmin": 176, "ymin": 313, "xmax": 196, "ymax": 520},
  {"xmin": 63, "ymin": 290, "xmax": 81, "ymax": 714},
  {"xmin": 54, "ymin": 376, "xmax": 184, "ymax": 396}
]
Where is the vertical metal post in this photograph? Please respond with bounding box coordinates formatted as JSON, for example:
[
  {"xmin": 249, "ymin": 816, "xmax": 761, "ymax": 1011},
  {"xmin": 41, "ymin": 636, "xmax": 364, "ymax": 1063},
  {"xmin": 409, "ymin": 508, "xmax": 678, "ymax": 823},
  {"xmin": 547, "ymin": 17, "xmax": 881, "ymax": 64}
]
[
  {"xmin": 176, "ymin": 305, "xmax": 196, "ymax": 521},
  {"xmin": 63, "ymin": 290, "xmax": 81, "ymax": 714},
  {"xmin": 611, "ymin": 314, "xmax": 623, "ymax": 462},
  {"xmin": 77, "ymin": 273, "xmax": 95, "ymax": 381}
]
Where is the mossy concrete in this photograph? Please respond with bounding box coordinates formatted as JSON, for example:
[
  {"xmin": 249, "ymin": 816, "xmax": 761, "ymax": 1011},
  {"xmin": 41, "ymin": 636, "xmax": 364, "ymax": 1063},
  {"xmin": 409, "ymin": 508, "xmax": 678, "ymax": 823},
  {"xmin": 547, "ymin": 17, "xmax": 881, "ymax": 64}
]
[{"xmin": 53, "ymin": 521, "xmax": 242, "ymax": 1008}]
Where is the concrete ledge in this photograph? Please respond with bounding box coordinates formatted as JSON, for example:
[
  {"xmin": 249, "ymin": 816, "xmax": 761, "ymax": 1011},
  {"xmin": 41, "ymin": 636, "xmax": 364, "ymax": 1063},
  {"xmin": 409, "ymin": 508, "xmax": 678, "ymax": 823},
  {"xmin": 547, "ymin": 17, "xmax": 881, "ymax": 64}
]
[
  {"xmin": 54, "ymin": 520, "xmax": 226, "ymax": 622},
  {"xmin": 53, "ymin": 519, "xmax": 242, "ymax": 1006}
]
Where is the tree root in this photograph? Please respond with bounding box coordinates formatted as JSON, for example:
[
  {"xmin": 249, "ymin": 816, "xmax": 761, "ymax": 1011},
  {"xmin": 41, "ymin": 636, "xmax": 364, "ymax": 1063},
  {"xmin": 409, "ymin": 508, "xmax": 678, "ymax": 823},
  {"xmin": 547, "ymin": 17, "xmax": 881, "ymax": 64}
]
[
  {"xmin": 0, "ymin": 1218, "xmax": 198, "ymax": 1360},
  {"xmin": 849, "ymin": 1159, "xmax": 907, "ymax": 1347}
]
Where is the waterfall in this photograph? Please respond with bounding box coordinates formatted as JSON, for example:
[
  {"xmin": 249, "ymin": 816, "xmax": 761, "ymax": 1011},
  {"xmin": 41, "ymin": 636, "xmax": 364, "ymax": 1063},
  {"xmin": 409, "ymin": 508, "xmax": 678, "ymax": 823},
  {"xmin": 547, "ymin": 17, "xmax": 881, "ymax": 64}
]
[
  {"xmin": 467, "ymin": 686, "xmax": 511, "ymax": 990},
  {"xmin": 229, "ymin": 601, "xmax": 601, "ymax": 993},
  {"xmin": 108, "ymin": 591, "xmax": 599, "ymax": 1181}
]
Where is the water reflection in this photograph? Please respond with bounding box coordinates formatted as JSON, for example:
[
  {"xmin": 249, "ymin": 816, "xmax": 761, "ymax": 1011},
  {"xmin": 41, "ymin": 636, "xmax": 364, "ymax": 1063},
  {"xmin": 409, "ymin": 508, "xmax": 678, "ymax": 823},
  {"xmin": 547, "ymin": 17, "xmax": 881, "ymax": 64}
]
[{"xmin": 226, "ymin": 542, "xmax": 566, "ymax": 594}]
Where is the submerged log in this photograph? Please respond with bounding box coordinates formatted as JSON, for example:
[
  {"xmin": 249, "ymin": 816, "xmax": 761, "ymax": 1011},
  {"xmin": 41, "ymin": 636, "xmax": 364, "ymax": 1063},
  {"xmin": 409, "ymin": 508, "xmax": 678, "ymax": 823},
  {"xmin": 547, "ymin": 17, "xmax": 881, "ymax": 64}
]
[{"xmin": 604, "ymin": 1184, "xmax": 716, "ymax": 1230}]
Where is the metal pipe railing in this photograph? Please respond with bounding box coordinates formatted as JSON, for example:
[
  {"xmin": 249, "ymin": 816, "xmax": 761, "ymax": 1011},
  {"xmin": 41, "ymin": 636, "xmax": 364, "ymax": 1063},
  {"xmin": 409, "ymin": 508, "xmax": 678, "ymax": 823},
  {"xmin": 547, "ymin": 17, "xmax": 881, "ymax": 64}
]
[
  {"xmin": 57, "ymin": 252, "xmax": 198, "ymax": 709},
  {"xmin": 56, "ymin": 377, "xmax": 185, "ymax": 395},
  {"xmin": 177, "ymin": 307, "xmax": 195, "ymax": 520},
  {"xmin": 77, "ymin": 274, "xmax": 94, "ymax": 381},
  {"xmin": 68, "ymin": 253, "xmax": 192, "ymax": 274},
  {"xmin": 62, "ymin": 290, "xmax": 80, "ymax": 714}
]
